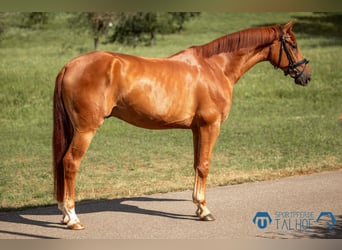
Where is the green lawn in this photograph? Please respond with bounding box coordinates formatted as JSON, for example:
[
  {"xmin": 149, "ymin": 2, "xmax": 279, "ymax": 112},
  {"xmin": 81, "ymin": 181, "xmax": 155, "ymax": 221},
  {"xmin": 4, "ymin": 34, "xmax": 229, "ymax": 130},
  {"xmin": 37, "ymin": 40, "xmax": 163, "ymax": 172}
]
[{"xmin": 0, "ymin": 12, "xmax": 341, "ymax": 210}]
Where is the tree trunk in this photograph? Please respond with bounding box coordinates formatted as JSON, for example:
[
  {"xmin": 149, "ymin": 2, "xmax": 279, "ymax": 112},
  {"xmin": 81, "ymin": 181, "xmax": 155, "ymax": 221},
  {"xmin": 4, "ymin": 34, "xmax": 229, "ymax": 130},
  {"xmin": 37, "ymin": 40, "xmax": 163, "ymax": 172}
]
[{"xmin": 94, "ymin": 37, "xmax": 99, "ymax": 50}]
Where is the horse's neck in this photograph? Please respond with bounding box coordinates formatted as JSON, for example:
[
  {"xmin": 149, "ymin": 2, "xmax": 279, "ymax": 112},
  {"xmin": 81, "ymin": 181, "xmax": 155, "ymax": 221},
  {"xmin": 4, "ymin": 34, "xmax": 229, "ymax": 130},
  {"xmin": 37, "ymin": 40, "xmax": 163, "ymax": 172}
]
[{"xmin": 207, "ymin": 46, "xmax": 271, "ymax": 84}]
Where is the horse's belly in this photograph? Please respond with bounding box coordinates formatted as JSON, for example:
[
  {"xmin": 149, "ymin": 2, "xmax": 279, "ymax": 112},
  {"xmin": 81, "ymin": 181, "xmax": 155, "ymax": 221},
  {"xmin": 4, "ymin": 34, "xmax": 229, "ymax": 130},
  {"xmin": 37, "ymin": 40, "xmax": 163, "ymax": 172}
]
[{"xmin": 110, "ymin": 105, "xmax": 193, "ymax": 129}]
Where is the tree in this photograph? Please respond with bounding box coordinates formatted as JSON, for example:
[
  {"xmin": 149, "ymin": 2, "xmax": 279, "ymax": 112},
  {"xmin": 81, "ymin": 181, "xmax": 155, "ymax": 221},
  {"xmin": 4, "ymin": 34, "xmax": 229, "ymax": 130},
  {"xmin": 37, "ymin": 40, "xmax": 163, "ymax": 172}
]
[
  {"xmin": 168, "ymin": 12, "xmax": 200, "ymax": 32},
  {"xmin": 110, "ymin": 12, "xmax": 200, "ymax": 47},
  {"xmin": 68, "ymin": 12, "xmax": 200, "ymax": 49},
  {"xmin": 111, "ymin": 12, "xmax": 158, "ymax": 47},
  {"xmin": 69, "ymin": 12, "xmax": 115, "ymax": 50},
  {"xmin": 87, "ymin": 12, "xmax": 115, "ymax": 50}
]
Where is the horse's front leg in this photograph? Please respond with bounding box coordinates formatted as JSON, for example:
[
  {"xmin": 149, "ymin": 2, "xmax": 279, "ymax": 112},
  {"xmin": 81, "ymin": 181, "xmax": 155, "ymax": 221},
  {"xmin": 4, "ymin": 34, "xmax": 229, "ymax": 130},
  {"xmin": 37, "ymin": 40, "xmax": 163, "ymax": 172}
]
[{"xmin": 192, "ymin": 122, "xmax": 220, "ymax": 221}]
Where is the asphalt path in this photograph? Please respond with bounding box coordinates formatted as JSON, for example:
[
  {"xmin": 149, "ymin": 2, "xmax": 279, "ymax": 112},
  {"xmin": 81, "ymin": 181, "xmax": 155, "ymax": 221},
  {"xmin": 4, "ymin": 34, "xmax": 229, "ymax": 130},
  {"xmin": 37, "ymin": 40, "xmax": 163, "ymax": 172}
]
[{"xmin": 0, "ymin": 170, "xmax": 341, "ymax": 239}]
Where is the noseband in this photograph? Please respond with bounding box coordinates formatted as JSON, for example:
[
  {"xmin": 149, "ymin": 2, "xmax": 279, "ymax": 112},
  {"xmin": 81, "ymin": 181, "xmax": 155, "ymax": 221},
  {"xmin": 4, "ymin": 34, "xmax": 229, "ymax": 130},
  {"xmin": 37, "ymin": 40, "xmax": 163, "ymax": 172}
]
[{"xmin": 276, "ymin": 26, "xmax": 309, "ymax": 79}]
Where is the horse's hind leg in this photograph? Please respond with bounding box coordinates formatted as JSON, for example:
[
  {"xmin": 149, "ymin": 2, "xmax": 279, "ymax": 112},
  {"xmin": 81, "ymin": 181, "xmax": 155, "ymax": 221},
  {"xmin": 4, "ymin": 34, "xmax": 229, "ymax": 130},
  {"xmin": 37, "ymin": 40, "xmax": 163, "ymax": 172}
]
[{"xmin": 60, "ymin": 130, "xmax": 97, "ymax": 230}]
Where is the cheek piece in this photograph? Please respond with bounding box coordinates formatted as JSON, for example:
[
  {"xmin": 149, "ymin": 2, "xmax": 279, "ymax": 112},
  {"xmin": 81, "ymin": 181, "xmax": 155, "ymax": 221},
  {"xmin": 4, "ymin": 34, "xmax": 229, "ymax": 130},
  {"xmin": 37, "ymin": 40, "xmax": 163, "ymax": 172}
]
[{"xmin": 275, "ymin": 26, "xmax": 309, "ymax": 80}]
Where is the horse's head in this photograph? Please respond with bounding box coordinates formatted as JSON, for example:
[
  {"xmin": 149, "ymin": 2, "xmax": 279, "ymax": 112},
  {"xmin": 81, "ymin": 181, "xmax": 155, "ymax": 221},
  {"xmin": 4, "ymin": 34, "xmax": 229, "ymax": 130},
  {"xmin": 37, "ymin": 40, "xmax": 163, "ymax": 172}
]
[{"xmin": 269, "ymin": 21, "xmax": 311, "ymax": 86}]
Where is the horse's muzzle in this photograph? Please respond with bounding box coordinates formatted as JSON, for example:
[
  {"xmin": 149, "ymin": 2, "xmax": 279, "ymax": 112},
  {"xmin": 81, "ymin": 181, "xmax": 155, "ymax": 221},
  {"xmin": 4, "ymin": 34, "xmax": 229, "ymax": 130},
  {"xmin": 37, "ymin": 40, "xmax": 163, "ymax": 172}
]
[{"xmin": 295, "ymin": 72, "xmax": 311, "ymax": 86}]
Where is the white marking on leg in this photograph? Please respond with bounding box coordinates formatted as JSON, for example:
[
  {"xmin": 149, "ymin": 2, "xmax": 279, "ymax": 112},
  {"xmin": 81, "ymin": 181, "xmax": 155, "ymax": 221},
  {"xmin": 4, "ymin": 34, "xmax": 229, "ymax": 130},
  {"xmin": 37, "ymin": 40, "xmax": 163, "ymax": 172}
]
[
  {"xmin": 64, "ymin": 207, "xmax": 80, "ymax": 227},
  {"xmin": 197, "ymin": 188, "xmax": 205, "ymax": 203},
  {"xmin": 59, "ymin": 202, "xmax": 81, "ymax": 226},
  {"xmin": 193, "ymin": 175, "xmax": 205, "ymax": 204},
  {"xmin": 198, "ymin": 204, "xmax": 211, "ymax": 218},
  {"xmin": 58, "ymin": 202, "xmax": 69, "ymax": 224}
]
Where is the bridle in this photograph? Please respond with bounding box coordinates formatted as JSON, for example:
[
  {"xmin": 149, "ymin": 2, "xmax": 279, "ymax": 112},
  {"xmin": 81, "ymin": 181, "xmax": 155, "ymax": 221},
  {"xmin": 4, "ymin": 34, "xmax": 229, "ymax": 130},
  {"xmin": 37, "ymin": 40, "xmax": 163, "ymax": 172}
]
[{"xmin": 276, "ymin": 26, "xmax": 309, "ymax": 79}]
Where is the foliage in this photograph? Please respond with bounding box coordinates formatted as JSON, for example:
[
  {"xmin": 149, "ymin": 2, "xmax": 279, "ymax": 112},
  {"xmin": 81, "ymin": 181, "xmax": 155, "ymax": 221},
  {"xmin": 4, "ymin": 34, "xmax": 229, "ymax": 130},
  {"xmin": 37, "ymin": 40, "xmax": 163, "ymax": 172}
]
[
  {"xmin": 21, "ymin": 12, "xmax": 50, "ymax": 29},
  {"xmin": 0, "ymin": 13, "xmax": 5, "ymax": 39},
  {"xmin": 66, "ymin": 12, "xmax": 200, "ymax": 49},
  {"xmin": 110, "ymin": 12, "xmax": 200, "ymax": 47},
  {"xmin": 110, "ymin": 12, "xmax": 158, "ymax": 47},
  {"xmin": 168, "ymin": 12, "xmax": 201, "ymax": 32}
]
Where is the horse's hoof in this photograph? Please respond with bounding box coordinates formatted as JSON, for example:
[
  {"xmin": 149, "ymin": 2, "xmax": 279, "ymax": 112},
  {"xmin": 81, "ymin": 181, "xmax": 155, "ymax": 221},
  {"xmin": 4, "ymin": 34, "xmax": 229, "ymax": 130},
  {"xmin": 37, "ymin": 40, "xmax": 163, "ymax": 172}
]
[
  {"xmin": 67, "ymin": 222, "xmax": 85, "ymax": 230},
  {"xmin": 200, "ymin": 214, "xmax": 215, "ymax": 221}
]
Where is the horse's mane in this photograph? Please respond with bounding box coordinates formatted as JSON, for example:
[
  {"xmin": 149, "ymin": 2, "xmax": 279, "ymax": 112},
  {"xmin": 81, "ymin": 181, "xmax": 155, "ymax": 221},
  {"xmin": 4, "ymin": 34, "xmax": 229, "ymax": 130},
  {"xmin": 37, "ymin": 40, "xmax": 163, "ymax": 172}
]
[{"xmin": 191, "ymin": 25, "xmax": 280, "ymax": 58}]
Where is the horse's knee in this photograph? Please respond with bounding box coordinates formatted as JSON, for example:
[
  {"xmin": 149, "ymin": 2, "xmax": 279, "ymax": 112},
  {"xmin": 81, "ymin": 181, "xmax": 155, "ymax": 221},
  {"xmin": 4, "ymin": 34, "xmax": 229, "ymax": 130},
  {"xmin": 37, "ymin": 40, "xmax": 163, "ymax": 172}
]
[{"xmin": 197, "ymin": 161, "xmax": 209, "ymax": 178}]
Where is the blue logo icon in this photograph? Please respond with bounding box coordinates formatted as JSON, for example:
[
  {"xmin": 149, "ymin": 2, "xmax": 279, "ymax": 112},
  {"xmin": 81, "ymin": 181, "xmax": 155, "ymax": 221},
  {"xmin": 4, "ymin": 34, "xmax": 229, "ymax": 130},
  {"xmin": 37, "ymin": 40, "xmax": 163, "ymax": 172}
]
[
  {"xmin": 253, "ymin": 212, "xmax": 272, "ymax": 229},
  {"xmin": 316, "ymin": 212, "xmax": 336, "ymax": 230}
]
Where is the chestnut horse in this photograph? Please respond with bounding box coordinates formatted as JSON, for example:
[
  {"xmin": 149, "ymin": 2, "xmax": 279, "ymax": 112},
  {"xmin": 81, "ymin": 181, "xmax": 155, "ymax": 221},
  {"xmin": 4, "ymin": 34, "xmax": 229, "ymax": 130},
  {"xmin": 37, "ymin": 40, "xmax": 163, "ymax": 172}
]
[{"xmin": 53, "ymin": 21, "xmax": 311, "ymax": 229}]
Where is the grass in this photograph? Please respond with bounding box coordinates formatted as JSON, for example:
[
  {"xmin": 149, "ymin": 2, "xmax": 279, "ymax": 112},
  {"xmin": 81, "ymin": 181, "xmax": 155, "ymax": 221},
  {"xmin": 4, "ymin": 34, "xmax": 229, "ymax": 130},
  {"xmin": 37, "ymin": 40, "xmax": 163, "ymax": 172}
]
[{"xmin": 0, "ymin": 12, "xmax": 341, "ymax": 210}]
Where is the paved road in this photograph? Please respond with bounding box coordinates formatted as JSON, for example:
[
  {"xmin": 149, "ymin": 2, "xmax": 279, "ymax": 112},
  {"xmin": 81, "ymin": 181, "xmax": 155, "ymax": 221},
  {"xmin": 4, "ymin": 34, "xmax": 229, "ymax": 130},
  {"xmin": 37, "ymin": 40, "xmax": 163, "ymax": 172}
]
[{"xmin": 0, "ymin": 171, "xmax": 341, "ymax": 239}]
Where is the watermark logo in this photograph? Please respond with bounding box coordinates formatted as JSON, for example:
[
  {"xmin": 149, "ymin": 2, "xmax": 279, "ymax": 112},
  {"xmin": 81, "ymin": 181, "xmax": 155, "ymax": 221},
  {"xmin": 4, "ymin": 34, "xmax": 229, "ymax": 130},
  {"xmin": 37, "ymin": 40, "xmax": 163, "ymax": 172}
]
[
  {"xmin": 316, "ymin": 212, "xmax": 336, "ymax": 230},
  {"xmin": 253, "ymin": 211, "xmax": 336, "ymax": 231},
  {"xmin": 253, "ymin": 212, "xmax": 272, "ymax": 229}
]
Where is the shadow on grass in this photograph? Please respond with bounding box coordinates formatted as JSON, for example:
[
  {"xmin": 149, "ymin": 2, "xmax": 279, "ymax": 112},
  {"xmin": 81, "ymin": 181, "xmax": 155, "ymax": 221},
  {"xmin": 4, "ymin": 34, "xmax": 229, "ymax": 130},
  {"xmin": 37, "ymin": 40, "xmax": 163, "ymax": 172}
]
[
  {"xmin": 255, "ymin": 13, "xmax": 342, "ymax": 47},
  {"xmin": 0, "ymin": 196, "xmax": 195, "ymax": 239}
]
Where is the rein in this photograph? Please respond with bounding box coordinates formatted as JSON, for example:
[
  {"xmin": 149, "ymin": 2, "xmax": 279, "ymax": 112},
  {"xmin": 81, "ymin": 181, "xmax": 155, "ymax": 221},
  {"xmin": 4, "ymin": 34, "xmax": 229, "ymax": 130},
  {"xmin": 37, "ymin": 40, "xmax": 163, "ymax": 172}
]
[{"xmin": 276, "ymin": 26, "xmax": 309, "ymax": 79}]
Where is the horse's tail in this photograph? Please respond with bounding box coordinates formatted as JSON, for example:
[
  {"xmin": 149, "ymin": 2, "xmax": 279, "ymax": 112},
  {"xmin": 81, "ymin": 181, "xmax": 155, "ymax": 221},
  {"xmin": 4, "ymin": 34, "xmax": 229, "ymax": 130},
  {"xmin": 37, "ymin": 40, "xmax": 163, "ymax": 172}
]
[{"xmin": 53, "ymin": 67, "xmax": 73, "ymax": 203}]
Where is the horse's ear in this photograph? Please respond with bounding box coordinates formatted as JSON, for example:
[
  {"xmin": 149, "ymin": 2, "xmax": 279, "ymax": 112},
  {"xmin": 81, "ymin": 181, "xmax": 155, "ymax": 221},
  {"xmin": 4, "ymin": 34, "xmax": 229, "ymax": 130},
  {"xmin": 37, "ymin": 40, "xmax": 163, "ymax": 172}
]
[{"xmin": 283, "ymin": 20, "xmax": 295, "ymax": 32}]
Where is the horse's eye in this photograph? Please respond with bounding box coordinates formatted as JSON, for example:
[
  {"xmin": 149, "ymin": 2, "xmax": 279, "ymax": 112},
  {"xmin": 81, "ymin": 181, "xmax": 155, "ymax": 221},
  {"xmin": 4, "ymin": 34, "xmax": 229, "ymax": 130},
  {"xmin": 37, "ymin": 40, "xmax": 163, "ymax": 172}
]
[{"xmin": 292, "ymin": 44, "xmax": 297, "ymax": 49}]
